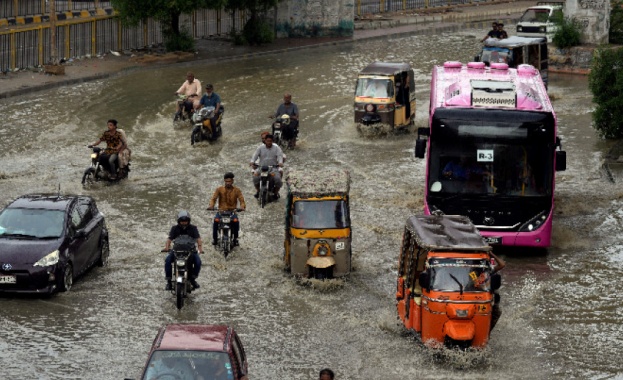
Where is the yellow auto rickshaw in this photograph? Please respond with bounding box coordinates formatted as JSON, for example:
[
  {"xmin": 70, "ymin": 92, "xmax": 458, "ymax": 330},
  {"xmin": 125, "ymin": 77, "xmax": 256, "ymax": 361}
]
[
  {"xmin": 284, "ymin": 168, "xmax": 351, "ymax": 279},
  {"xmin": 354, "ymin": 62, "xmax": 415, "ymax": 131}
]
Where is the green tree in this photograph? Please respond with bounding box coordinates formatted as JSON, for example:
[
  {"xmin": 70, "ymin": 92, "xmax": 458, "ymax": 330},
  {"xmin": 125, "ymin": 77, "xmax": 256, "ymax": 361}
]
[
  {"xmin": 610, "ymin": 0, "xmax": 623, "ymax": 44},
  {"xmin": 226, "ymin": 0, "xmax": 278, "ymax": 45},
  {"xmin": 552, "ymin": 16, "xmax": 583, "ymax": 49},
  {"xmin": 588, "ymin": 47, "xmax": 623, "ymax": 139},
  {"xmin": 111, "ymin": 0, "xmax": 225, "ymax": 51}
]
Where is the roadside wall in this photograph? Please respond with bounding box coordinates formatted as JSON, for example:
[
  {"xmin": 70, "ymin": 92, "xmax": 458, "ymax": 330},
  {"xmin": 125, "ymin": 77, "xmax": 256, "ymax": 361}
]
[
  {"xmin": 274, "ymin": 0, "xmax": 355, "ymax": 37},
  {"xmin": 565, "ymin": 0, "xmax": 610, "ymax": 44}
]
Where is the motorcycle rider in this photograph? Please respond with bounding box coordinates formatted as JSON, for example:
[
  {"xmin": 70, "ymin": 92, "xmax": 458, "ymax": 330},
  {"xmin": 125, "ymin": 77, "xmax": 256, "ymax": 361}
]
[
  {"xmin": 269, "ymin": 92, "xmax": 299, "ymax": 148},
  {"xmin": 89, "ymin": 119, "xmax": 124, "ymax": 180},
  {"xmin": 163, "ymin": 211, "xmax": 203, "ymax": 290},
  {"xmin": 249, "ymin": 134, "xmax": 284, "ymax": 199},
  {"xmin": 174, "ymin": 72, "xmax": 202, "ymax": 121},
  {"xmin": 207, "ymin": 172, "xmax": 246, "ymax": 247},
  {"xmin": 198, "ymin": 83, "xmax": 222, "ymax": 139}
]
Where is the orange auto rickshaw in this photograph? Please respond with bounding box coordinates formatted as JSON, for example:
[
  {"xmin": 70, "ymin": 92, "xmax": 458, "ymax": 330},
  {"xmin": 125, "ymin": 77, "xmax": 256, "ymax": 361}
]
[{"xmin": 396, "ymin": 215, "xmax": 502, "ymax": 349}]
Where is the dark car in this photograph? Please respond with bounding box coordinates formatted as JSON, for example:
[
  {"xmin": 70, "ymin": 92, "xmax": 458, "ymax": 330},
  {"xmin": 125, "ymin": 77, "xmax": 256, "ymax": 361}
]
[
  {"xmin": 134, "ymin": 324, "xmax": 249, "ymax": 380},
  {"xmin": 0, "ymin": 194, "xmax": 108, "ymax": 294}
]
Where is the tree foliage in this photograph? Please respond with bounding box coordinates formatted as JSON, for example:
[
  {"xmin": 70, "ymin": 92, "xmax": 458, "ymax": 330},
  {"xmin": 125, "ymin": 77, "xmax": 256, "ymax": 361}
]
[
  {"xmin": 111, "ymin": 0, "xmax": 225, "ymax": 51},
  {"xmin": 552, "ymin": 17, "xmax": 583, "ymax": 49},
  {"xmin": 610, "ymin": 0, "xmax": 623, "ymax": 44},
  {"xmin": 588, "ymin": 47, "xmax": 623, "ymax": 139},
  {"xmin": 226, "ymin": 0, "xmax": 278, "ymax": 45}
]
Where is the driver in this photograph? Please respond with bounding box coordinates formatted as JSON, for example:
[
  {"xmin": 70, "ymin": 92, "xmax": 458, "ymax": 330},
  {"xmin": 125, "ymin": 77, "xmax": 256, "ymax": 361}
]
[
  {"xmin": 249, "ymin": 134, "xmax": 284, "ymax": 199},
  {"xmin": 174, "ymin": 71, "xmax": 202, "ymax": 120},
  {"xmin": 207, "ymin": 172, "xmax": 246, "ymax": 247},
  {"xmin": 144, "ymin": 355, "xmax": 195, "ymax": 380},
  {"xmin": 269, "ymin": 92, "xmax": 299, "ymax": 148},
  {"xmin": 163, "ymin": 211, "xmax": 203, "ymax": 290},
  {"xmin": 198, "ymin": 83, "xmax": 222, "ymax": 139},
  {"xmin": 89, "ymin": 119, "xmax": 124, "ymax": 180}
]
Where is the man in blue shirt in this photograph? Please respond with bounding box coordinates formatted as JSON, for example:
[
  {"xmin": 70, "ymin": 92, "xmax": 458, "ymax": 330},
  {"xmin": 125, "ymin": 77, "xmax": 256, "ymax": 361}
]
[{"xmin": 198, "ymin": 83, "xmax": 222, "ymax": 139}]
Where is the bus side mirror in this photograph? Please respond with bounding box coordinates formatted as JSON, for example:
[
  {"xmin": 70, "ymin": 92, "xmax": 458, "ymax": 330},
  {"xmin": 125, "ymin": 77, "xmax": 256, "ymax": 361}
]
[
  {"xmin": 419, "ymin": 272, "xmax": 430, "ymax": 289},
  {"xmin": 556, "ymin": 150, "xmax": 566, "ymax": 171},
  {"xmin": 491, "ymin": 273, "xmax": 502, "ymax": 291}
]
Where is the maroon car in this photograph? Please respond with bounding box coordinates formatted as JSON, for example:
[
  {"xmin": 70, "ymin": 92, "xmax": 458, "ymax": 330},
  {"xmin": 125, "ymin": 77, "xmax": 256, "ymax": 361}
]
[{"xmin": 135, "ymin": 324, "xmax": 248, "ymax": 380}]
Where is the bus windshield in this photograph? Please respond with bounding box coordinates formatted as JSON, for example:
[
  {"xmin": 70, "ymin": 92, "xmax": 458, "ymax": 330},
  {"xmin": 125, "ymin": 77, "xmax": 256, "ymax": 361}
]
[
  {"xmin": 428, "ymin": 112, "xmax": 555, "ymax": 197},
  {"xmin": 292, "ymin": 200, "xmax": 349, "ymax": 229},
  {"xmin": 429, "ymin": 258, "xmax": 492, "ymax": 292}
]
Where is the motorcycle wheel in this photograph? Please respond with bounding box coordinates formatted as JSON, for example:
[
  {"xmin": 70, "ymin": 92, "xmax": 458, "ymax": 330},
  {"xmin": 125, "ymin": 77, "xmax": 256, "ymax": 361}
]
[
  {"xmin": 222, "ymin": 236, "xmax": 229, "ymax": 258},
  {"xmin": 260, "ymin": 188, "xmax": 267, "ymax": 208},
  {"xmin": 176, "ymin": 282, "xmax": 184, "ymax": 310},
  {"xmin": 191, "ymin": 128, "xmax": 202, "ymax": 145},
  {"xmin": 81, "ymin": 168, "xmax": 93, "ymax": 185}
]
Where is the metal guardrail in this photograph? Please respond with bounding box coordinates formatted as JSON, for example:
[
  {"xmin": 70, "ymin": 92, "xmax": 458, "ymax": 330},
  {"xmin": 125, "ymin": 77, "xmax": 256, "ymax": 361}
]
[
  {"xmin": 355, "ymin": 0, "xmax": 500, "ymax": 16},
  {"xmin": 0, "ymin": 8, "xmax": 246, "ymax": 72}
]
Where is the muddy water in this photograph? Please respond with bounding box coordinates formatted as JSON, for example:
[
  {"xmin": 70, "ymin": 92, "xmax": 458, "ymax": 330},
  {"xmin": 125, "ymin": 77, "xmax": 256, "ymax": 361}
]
[{"xmin": 1, "ymin": 27, "xmax": 622, "ymax": 380}]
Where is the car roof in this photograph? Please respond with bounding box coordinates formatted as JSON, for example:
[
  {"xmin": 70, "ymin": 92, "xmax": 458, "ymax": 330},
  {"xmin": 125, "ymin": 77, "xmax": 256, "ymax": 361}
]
[
  {"xmin": 155, "ymin": 324, "xmax": 232, "ymax": 352},
  {"xmin": 359, "ymin": 61, "xmax": 411, "ymax": 76},
  {"xmin": 6, "ymin": 194, "xmax": 82, "ymax": 211}
]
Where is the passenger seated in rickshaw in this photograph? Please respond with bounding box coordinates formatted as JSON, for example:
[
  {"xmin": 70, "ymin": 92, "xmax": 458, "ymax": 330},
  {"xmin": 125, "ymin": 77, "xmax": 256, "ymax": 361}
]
[
  {"xmin": 364, "ymin": 79, "xmax": 389, "ymax": 98},
  {"xmin": 396, "ymin": 72, "xmax": 411, "ymax": 123}
]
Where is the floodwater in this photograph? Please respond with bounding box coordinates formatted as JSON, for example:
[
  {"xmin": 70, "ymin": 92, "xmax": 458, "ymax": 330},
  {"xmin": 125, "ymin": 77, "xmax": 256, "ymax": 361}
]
[{"xmin": 1, "ymin": 26, "xmax": 622, "ymax": 380}]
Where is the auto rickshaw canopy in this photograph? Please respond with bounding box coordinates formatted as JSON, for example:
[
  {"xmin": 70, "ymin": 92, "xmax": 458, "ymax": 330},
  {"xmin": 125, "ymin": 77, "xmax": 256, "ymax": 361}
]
[
  {"xmin": 285, "ymin": 168, "xmax": 350, "ymax": 199},
  {"xmin": 483, "ymin": 36, "xmax": 546, "ymax": 49},
  {"xmin": 406, "ymin": 215, "xmax": 492, "ymax": 253},
  {"xmin": 359, "ymin": 61, "xmax": 412, "ymax": 76}
]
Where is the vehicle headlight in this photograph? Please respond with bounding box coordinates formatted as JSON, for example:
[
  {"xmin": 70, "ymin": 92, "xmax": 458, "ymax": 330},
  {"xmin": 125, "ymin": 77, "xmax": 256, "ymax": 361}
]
[
  {"xmin": 34, "ymin": 250, "xmax": 60, "ymax": 267},
  {"xmin": 318, "ymin": 246, "xmax": 329, "ymax": 256},
  {"xmin": 540, "ymin": 26, "xmax": 546, "ymax": 32},
  {"xmin": 517, "ymin": 26, "xmax": 523, "ymax": 32},
  {"xmin": 90, "ymin": 153, "xmax": 97, "ymax": 159},
  {"xmin": 519, "ymin": 210, "xmax": 549, "ymax": 232},
  {"xmin": 193, "ymin": 113, "xmax": 202, "ymax": 122},
  {"xmin": 176, "ymin": 260, "xmax": 187, "ymax": 267}
]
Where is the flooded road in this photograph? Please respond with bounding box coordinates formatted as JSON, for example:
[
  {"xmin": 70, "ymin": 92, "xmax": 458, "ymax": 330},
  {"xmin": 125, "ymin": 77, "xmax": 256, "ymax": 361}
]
[{"xmin": 1, "ymin": 27, "xmax": 622, "ymax": 380}]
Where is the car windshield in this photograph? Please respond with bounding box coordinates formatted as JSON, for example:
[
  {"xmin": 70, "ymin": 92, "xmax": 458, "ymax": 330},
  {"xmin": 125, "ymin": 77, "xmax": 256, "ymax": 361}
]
[
  {"xmin": 143, "ymin": 350, "xmax": 232, "ymax": 380},
  {"xmin": 355, "ymin": 77, "xmax": 394, "ymax": 99},
  {"xmin": 292, "ymin": 200, "xmax": 349, "ymax": 229},
  {"xmin": 0, "ymin": 208, "xmax": 65, "ymax": 238},
  {"xmin": 429, "ymin": 258, "xmax": 492, "ymax": 292},
  {"xmin": 520, "ymin": 9, "xmax": 551, "ymax": 23}
]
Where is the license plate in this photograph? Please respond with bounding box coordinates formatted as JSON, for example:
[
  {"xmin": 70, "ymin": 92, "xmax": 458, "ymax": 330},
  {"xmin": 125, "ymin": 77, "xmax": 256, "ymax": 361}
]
[
  {"xmin": 222, "ymin": 218, "xmax": 231, "ymax": 223},
  {"xmin": 261, "ymin": 172, "xmax": 269, "ymax": 177},
  {"xmin": 0, "ymin": 275, "xmax": 16, "ymax": 284},
  {"xmin": 484, "ymin": 236, "xmax": 502, "ymax": 245}
]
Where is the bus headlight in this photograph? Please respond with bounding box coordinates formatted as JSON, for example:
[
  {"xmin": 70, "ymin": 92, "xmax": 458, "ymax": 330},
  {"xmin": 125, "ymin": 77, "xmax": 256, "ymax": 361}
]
[{"xmin": 519, "ymin": 211, "xmax": 549, "ymax": 232}]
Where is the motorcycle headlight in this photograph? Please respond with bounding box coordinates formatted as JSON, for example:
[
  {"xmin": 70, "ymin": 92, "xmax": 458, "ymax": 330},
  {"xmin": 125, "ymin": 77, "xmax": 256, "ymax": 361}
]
[
  {"xmin": 519, "ymin": 210, "xmax": 549, "ymax": 232},
  {"xmin": 193, "ymin": 113, "xmax": 202, "ymax": 122},
  {"xmin": 90, "ymin": 153, "xmax": 97, "ymax": 159},
  {"xmin": 176, "ymin": 260, "xmax": 187, "ymax": 267},
  {"xmin": 34, "ymin": 250, "xmax": 60, "ymax": 267}
]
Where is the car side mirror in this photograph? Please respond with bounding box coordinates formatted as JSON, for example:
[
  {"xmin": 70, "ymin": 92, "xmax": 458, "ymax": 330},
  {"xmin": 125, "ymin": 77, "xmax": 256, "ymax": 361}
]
[
  {"xmin": 491, "ymin": 272, "xmax": 502, "ymax": 291},
  {"xmin": 419, "ymin": 271, "xmax": 430, "ymax": 290},
  {"xmin": 415, "ymin": 139, "xmax": 426, "ymax": 159},
  {"xmin": 556, "ymin": 150, "xmax": 566, "ymax": 171}
]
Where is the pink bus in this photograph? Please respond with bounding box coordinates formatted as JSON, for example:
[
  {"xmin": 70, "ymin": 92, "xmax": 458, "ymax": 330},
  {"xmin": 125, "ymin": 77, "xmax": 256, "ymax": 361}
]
[{"xmin": 414, "ymin": 61, "xmax": 566, "ymax": 248}]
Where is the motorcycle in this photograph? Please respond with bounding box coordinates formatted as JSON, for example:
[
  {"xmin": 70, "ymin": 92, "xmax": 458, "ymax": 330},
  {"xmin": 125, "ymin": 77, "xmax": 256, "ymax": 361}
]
[
  {"xmin": 272, "ymin": 114, "xmax": 298, "ymax": 150},
  {"xmin": 255, "ymin": 165, "xmax": 280, "ymax": 208},
  {"xmin": 173, "ymin": 94, "xmax": 194, "ymax": 124},
  {"xmin": 191, "ymin": 106, "xmax": 223, "ymax": 145},
  {"xmin": 209, "ymin": 208, "xmax": 244, "ymax": 258},
  {"xmin": 161, "ymin": 235, "xmax": 198, "ymax": 310},
  {"xmin": 81, "ymin": 146, "xmax": 129, "ymax": 185}
]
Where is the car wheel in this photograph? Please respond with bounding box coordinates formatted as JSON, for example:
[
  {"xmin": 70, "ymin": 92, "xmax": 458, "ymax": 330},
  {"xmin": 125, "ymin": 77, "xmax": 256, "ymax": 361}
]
[
  {"xmin": 97, "ymin": 238, "xmax": 109, "ymax": 267},
  {"xmin": 60, "ymin": 264, "xmax": 73, "ymax": 292}
]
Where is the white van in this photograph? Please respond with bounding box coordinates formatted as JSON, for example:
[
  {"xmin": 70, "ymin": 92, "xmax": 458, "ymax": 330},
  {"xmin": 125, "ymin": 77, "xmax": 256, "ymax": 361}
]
[{"xmin": 516, "ymin": 1, "xmax": 564, "ymax": 43}]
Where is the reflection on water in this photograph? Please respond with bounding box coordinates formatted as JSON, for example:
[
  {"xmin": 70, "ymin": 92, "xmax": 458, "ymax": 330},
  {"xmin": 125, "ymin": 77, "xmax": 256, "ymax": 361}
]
[{"xmin": 0, "ymin": 28, "xmax": 622, "ymax": 380}]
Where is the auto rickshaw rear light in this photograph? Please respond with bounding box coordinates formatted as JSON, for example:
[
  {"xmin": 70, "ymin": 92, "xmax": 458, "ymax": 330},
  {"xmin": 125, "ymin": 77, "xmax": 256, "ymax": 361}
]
[
  {"xmin": 215, "ymin": 218, "xmax": 220, "ymax": 223},
  {"xmin": 233, "ymin": 218, "xmax": 238, "ymax": 222}
]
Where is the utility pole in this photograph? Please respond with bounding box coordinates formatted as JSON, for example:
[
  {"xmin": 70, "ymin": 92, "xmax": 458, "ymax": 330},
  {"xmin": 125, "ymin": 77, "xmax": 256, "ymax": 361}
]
[{"xmin": 50, "ymin": 0, "xmax": 58, "ymax": 65}]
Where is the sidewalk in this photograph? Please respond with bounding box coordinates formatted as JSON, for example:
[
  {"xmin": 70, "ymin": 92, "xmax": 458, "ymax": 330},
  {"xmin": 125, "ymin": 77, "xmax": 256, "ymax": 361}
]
[{"xmin": 0, "ymin": 1, "xmax": 537, "ymax": 99}]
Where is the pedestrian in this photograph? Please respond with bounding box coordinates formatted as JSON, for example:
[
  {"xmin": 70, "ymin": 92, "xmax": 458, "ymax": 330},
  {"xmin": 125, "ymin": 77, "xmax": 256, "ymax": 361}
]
[
  {"xmin": 481, "ymin": 22, "xmax": 499, "ymax": 42},
  {"xmin": 319, "ymin": 368, "xmax": 335, "ymax": 380}
]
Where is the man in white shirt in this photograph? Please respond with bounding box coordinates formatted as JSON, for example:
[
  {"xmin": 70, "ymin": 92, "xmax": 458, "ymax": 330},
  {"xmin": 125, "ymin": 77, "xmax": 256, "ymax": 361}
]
[
  {"xmin": 249, "ymin": 134, "xmax": 284, "ymax": 199},
  {"xmin": 174, "ymin": 72, "xmax": 202, "ymax": 120}
]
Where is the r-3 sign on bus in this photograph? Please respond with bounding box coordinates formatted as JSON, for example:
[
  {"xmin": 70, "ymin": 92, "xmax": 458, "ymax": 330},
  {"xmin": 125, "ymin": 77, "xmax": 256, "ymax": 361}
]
[{"xmin": 414, "ymin": 61, "xmax": 566, "ymax": 248}]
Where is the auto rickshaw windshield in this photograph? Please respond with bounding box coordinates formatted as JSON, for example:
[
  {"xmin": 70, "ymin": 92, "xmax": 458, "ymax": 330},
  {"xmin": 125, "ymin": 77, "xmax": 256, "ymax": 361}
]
[
  {"xmin": 429, "ymin": 259, "xmax": 492, "ymax": 292},
  {"xmin": 481, "ymin": 47, "xmax": 511, "ymax": 65},
  {"xmin": 356, "ymin": 77, "xmax": 394, "ymax": 99},
  {"xmin": 292, "ymin": 200, "xmax": 349, "ymax": 229}
]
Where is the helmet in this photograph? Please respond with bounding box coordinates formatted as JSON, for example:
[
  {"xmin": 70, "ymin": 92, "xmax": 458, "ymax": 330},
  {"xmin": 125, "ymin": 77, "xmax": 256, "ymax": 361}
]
[
  {"xmin": 177, "ymin": 210, "xmax": 191, "ymax": 224},
  {"xmin": 280, "ymin": 114, "xmax": 291, "ymax": 125}
]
